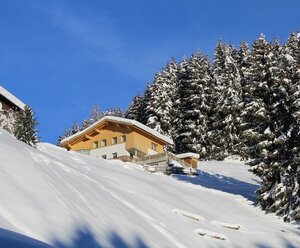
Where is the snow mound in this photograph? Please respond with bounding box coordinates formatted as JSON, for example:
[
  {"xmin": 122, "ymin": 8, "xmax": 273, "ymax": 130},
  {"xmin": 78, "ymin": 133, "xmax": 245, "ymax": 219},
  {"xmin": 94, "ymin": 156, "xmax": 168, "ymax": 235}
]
[
  {"xmin": 194, "ymin": 228, "xmax": 229, "ymax": 241},
  {"xmin": 0, "ymin": 129, "xmax": 300, "ymax": 248}
]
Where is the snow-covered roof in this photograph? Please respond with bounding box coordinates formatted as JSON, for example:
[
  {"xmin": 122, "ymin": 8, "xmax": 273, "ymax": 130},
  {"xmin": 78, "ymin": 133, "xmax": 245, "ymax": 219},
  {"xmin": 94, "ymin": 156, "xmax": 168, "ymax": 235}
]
[
  {"xmin": 176, "ymin": 152, "xmax": 200, "ymax": 159},
  {"xmin": 61, "ymin": 116, "xmax": 173, "ymax": 145},
  {"xmin": 0, "ymin": 86, "xmax": 26, "ymax": 110}
]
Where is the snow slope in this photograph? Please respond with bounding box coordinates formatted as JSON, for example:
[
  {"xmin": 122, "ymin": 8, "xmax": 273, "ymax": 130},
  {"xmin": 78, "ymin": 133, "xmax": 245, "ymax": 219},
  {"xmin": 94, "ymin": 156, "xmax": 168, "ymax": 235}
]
[
  {"xmin": 198, "ymin": 158, "xmax": 261, "ymax": 185},
  {"xmin": 0, "ymin": 129, "xmax": 300, "ymax": 247}
]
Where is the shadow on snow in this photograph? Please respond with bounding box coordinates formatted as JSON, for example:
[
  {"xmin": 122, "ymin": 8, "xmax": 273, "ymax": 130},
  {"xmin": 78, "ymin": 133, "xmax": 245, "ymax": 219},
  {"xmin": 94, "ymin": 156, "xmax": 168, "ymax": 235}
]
[
  {"xmin": 54, "ymin": 227, "xmax": 149, "ymax": 248},
  {"xmin": 0, "ymin": 228, "xmax": 54, "ymax": 248},
  {"xmin": 173, "ymin": 169, "xmax": 260, "ymax": 202},
  {"xmin": 255, "ymin": 239, "xmax": 299, "ymax": 248},
  {"xmin": 1, "ymin": 225, "xmax": 299, "ymax": 248},
  {"xmin": 0, "ymin": 227, "xmax": 150, "ymax": 248}
]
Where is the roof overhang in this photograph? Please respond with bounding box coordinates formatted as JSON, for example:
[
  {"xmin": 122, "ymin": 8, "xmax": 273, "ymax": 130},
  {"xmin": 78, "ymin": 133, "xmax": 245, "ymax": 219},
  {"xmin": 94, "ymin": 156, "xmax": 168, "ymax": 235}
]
[
  {"xmin": 60, "ymin": 116, "xmax": 173, "ymax": 147},
  {"xmin": 0, "ymin": 86, "xmax": 26, "ymax": 110}
]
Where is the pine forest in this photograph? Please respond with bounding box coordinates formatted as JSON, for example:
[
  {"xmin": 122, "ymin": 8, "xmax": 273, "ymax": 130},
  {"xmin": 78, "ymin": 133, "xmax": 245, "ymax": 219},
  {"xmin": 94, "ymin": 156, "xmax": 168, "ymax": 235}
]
[{"xmin": 125, "ymin": 32, "xmax": 300, "ymax": 222}]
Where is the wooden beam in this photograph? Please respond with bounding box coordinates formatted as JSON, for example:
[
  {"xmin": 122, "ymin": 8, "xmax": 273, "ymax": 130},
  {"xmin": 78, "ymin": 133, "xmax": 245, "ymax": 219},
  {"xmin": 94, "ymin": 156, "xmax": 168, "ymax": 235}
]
[
  {"xmin": 69, "ymin": 136, "xmax": 83, "ymax": 145},
  {"xmin": 109, "ymin": 121, "xmax": 118, "ymax": 128},
  {"xmin": 84, "ymin": 134, "xmax": 92, "ymax": 140},
  {"xmin": 124, "ymin": 125, "xmax": 133, "ymax": 131}
]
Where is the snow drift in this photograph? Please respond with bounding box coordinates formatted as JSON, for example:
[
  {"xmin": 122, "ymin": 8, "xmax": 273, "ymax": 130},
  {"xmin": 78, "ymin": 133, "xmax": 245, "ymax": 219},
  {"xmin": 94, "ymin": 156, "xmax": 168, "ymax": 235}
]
[{"xmin": 0, "ymin": 129, "xmax": 299, "ymax": 247}]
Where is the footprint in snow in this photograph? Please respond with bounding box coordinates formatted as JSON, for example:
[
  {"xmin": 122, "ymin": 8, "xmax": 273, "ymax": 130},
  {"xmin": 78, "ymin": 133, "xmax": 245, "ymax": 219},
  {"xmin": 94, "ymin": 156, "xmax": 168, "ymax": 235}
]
[
  {"xmin": 171, "ymin": 208, "xmax": 205, "ymax": 221},
  {"xmin": 194, "ymin": 228, "xmax": 229, "ymax": 241},
  {"xmin": 211, "ymin": 220, "xmax": 241, "ymax": 230}
]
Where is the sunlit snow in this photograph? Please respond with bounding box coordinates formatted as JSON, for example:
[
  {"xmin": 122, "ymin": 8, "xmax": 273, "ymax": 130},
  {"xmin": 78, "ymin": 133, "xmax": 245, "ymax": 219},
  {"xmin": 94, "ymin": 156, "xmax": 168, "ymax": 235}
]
[{"xmin": 0, "ymin": 129, "xmax": 299, "ymax": 247}]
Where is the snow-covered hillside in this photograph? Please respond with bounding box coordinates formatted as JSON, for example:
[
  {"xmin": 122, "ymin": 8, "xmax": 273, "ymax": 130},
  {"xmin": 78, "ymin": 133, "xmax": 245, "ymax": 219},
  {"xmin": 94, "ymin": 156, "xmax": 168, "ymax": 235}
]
[{"xmin": 0, "ymin": 129, "xmax": 299, "ymax": 248}]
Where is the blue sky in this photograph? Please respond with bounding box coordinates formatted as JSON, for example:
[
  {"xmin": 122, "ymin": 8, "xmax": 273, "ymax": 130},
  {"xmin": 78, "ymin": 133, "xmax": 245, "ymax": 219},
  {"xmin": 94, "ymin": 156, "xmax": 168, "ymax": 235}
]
[{"xmin": 0, "ymin": 0, "xmax": 299, "ymax": 143}]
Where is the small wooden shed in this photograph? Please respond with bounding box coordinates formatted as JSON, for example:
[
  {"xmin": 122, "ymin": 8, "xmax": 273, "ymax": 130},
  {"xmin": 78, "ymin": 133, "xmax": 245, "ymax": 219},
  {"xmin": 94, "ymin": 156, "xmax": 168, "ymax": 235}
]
[{"xmin": 176, "ymin": 153, "xmax": 200, "ymax": 169}]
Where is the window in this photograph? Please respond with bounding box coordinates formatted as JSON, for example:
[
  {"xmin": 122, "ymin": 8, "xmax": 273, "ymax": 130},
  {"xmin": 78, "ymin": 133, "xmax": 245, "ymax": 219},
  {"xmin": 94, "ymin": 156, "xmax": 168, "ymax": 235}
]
[
  {"xmin": 112, "ymin": 152, "xmax": 118, "ymax": 158},
  {"xmin": 151, "ymin": 142, "xmax": 157, "ymax": 151},
  {"xmin": 121, "ymin": 135, "xmax": 126, "ymax": 143},
  {"xmin": 102, "ymin": 155, "xmax": 107, "ymax": 159},
  {"xmin": 92, "ymin": 141, "xmax": 98, "ymax": 149},
  {"xmin": 112, "ymin": 137, "xmax": 117, "ymax": 145},
  {"xmin": 101, "ymin": 139, "xmax": 107, "ymax": 147}
]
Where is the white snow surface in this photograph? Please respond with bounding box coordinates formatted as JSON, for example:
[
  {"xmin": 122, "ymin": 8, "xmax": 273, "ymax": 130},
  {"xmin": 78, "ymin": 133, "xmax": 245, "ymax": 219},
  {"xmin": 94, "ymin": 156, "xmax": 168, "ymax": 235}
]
[
  {"xmin": 60, "ymin": 116, "xmax": 173, "ymax": 145},
  {"xmin": 0, "ymin": 129, "xmax": 300, "ymax": 247},
  {"xmin": 198, "ymin": 159, "xmax": 261, "ymax": 186},
  {"xmin": 0, "ymin": 85, "xmax": 26, "ymax": 110},
  {"xmin": 169, "ymin": 160, "xmax": 183, "ymax": 168}
]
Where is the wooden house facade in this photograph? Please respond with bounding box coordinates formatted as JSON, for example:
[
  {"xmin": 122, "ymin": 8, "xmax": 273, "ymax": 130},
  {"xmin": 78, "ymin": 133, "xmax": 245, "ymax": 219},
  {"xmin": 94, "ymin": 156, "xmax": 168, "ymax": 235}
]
[{"xmin": 60, "ymin": 116, "xmax": 173, "ymax": 160}]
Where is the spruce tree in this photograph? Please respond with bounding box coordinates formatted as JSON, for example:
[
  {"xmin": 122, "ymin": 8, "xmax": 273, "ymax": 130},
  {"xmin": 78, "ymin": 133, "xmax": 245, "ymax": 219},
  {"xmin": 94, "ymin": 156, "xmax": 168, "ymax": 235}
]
[
  {"xmin": 145, "ymin": 59, "xmax": 178, "ymax": 137},
  {"xmin": 80, "ymin": 104, "xmax": 102, "ymax": 130},
  {"xmin": 13, "ymin": 105, "xmax": 39, "ymax": 147},
  {"xmin": 81, "ymin": 118, "xmax": 94, "ymax": 130},
  {"xmin": 125, "ymin": 93, "xmax": 144, "ymax": 122},
  {"xmin": 240, "ymin": 34, "xmax": 300, "ymax": 221},
  {"xmin": 240, "ymin": 34, "xmax": 271, "ymax": 160},
  {"xmin": 253, "ymin": 39, "xmax": 294, "ymax": 219},
  {"xmin": 140, "ymin": 83, "xmax": 153, "ymax": 125},
  {"xmin": 0, "ymin": 109, "xmax": 16, "ymax": 134},
  {"xmin": 57, "ymin": 128, "xmax": 72, "ymax": 146},
  {"xmin": 237, "ymin": 41, "xmax": 251, "ymax": 88},
  {"xmin": 209, "ymin": 41, "xmax": 243, "ymax": 160},
  {"xmin": 90, "ymin": 104, "xmax": 102, "ymax": 122},
  {"xmin": 70, "ymin": 121, "xmax": 80, "ymax": 135},
  {"xmin": 173, "ymin": 56, "xmax": 191, "ymax": 153},
  {"xmin": 101, "ymin": 108, "xmax": 123, "ymax": 117},
  {"xmin": 282, "ymin": 32, "xmax": 300, "ymax": 221},
  {"xmin": 173, "ymin": 53, "xmax": 213, "ymax": 156},
  {"xmin": 113, "ymin": 107, "xmax": 124, "ymax": 117}
]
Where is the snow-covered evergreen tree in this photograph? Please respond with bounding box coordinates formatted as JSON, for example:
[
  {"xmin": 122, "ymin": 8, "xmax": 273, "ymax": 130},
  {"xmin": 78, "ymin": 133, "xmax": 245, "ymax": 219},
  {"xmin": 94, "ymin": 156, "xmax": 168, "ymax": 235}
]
[
  {"xmin": 252, "ymin": 39, "xmax": 294, "ymax": 219},
  {"xmin": 81, "ymin": 118, "xmax": 94, "ymax": 130},
  {"xmin": 173, "ymin": 53, "xmax": 213, "ymax": 156},
  {"xmin": 286, "ymin": 32, "xmax": 300, "ymax": 65},
  {"xmin": 90, "ymin": 104, "xmax": 102, "ymax": 122},
  {"xmin": 240, "ymin": 34, "xmax": 300, "ymax": 221},
  {"xmin": 208, "ymin": 41, "xmax": 243, "ymax": 160},
  {"xmin": 237, "ymin": 41, "xmax": 251, "ymax": 83},
  {"xmin": 140, "ymin": 83, "xmax": 153, "ymax": 125},
  {"xmin": 80, "ymin": 104, "xmax": 102, "ymax": 130},
  {"xmin": 0, "ymin": 109, "xmax": 16, "ymax": 133},
  {"xmin": 240, "ymin": 34, "xmax": 271, "ymax": 160},
  {"xmin": 102, "ymin": 108, "xmax": 124, "ymax": 117},
  {"xmin": 173, "ymin": 56, "xmax": 191, "ymax": 153},
  {"xmin": 57, "ymin": 128, "xmax": 72, "ymax": 146},
  {"xmin": 70, "ymin": 121, "xmax": 80, "ymax": 135},
  {"xmin": 125, "ymin": 93, "xmax": 144, "ymax": 121},
  {"xmin": 281, "ymin": 32, "xmax": 300, "ymax": 221},
  {"xmin": 13, "ymin": 105, "xmax": 39, "ymax": 147},
  {"xmin": 144, "ymin": 59, "xmax": 178, "ymax": 137}
]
